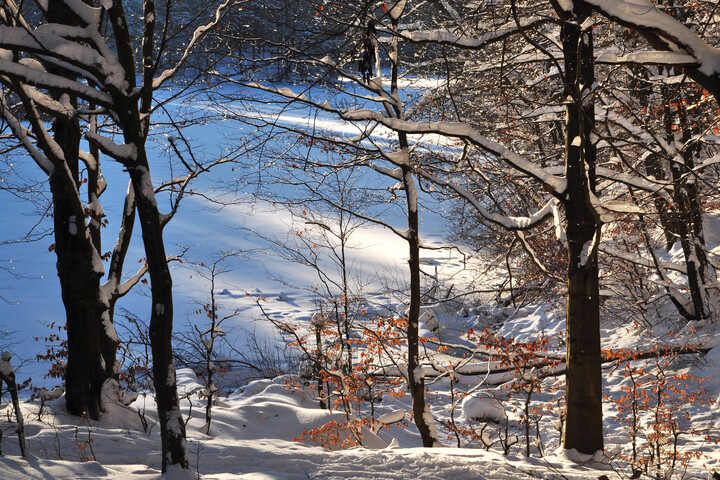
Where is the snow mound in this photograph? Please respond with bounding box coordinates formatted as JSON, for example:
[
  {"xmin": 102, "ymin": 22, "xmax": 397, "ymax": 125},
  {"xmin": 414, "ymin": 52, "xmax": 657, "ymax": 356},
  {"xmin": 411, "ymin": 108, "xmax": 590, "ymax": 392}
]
[{"xmin": 461, "ymin": 395, "xmax": 506, "ymax": 423}]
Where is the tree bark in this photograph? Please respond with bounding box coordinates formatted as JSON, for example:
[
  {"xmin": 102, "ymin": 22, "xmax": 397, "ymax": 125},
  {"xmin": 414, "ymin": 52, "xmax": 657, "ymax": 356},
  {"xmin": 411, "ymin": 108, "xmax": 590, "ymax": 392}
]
[
  {"xmin": 50, "ymin": 164, "xmax": 106, "ymax": 420},
  {"xmin": 560, "ymin": 5, "xmax": 604, "ymax": 455},
  {"xmin": 1, "ymin": 354, "xmax": 28, "ymax": 457},
  {"xmin": 662, "ymin": 82, "xmax": 708, "ymax": 320}
]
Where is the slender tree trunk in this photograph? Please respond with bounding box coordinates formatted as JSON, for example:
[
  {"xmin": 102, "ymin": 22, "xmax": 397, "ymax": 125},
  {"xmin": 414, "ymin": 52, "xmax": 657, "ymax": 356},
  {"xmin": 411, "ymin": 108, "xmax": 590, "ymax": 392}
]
[
  {"xmin": 1, "ymin": 354, "xmax": 28, "ymax": 456},
  {"xmin": 560, "ymin": 6, "xmax": 604, "ymax": 454},
  {"xmin": 106, "ymin": 0, "xmax": 189, "ymax": 470},
  {"xmin": 124, "ymin": 117, "xmax": 189, "ymax": 472},
  {"xmin": 402, "ymin": 158, "xmax": 437, "ymax": 447},
  {"xmin": 385, "ymin": 4, "xmax": 438, "ymax": 447},
  {"xmin": 659, "ymin": 82, "xmax": 708, "ymax": 320}
]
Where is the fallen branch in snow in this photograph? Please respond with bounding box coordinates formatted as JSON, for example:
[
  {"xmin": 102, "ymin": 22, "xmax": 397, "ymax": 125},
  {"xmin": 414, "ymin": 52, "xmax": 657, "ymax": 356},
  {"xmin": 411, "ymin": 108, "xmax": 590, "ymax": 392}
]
[{"xmin": 414, "ymin": 343, "xmax": 711, "ymax": 384}]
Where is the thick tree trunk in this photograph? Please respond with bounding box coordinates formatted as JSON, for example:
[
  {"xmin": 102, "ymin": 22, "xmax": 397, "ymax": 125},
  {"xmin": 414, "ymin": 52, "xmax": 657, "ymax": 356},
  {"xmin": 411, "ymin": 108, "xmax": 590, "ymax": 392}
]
[
  {"xmin": 51, "ymin": 169, "xmax": 106, "ymax": 421},
  {"xmin": 45, "ymin": 0, "xmax": 116, "ymax": 421},
  {"xmin": 561, "ymin": 8, "xmax": 604, "ymax": 455},
  {"xmin": 49, "ymin": 113, "xmax": 107, "ymax": 420}
]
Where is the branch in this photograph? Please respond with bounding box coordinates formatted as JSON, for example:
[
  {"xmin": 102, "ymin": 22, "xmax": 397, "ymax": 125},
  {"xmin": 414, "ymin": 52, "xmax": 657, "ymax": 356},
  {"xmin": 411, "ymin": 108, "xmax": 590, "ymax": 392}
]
[{"xmin": 152, "ymin": 0, "xmax": 235, "ymax": 89}]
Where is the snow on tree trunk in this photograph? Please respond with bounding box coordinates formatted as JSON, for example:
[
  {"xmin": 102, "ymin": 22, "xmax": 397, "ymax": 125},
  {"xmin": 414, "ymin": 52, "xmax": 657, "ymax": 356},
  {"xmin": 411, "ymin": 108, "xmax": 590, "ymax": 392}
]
[
  {"xmin": 388, "ymin": 4, "xmax": 439, "ymax": 447},
  {"xmin": 121, "ymin": 104, "xmax": 189, "ymax": 473},
  {"xmin": 48, "ymin": 116, "xmax": 106, "ymax": 420},
  {"xmin": 403, "ymin": 160, "xmax": 438, "ymax": 447}
]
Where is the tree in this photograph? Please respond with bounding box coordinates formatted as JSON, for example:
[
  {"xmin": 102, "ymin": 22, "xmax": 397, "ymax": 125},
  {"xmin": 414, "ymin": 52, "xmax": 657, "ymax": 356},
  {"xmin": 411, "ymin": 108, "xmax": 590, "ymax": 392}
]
[
  {"xmin": 188, "ymin": 254, "xmax": 240, "ymax": 436},
  {"xmin": 215, "ymin": 0, "xmax": 720, "ymax": 457},
  {"xmin": 0, "ymin": 0, "xmax": 234, "ymax": 471},
  {"xmin": 553, "ymin": 0, "xmax": 603, "ymax": 454},
  {"xmin": 588, "ymin": 0, "xmax": 720, "ymax": 323},
  {"xmin": 0, "ymin": 0, "xmax": 137, "ymax": 421}
]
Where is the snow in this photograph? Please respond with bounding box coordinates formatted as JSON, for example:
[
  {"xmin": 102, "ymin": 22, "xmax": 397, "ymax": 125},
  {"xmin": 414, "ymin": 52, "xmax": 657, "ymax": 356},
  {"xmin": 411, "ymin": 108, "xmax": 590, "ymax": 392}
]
[
  {"xmin": 38, "ymin": 386, "xmax": 62, "ymax": 402},
  {"xmin": 341, "ymin": 110, "xmax": 567, "ymax": 195},
  {"xmin": 138, "ymin": 169, "xmax": 158, "ymax": 207},
  {"xmin": 4, "ymin": 365, "xmax": 684, "ymax": 479},
  {"xmin": 0, "ymin": 25, "xmax": 126, "ymax": 92},
  {"xmin": 0, "ymin": 352, "xmax": 13, "ymax": 377},
  {"xmin": 584, "ymin": 0, "xmax": 720, "ymax": 77},
  {"xmin": 388, "ymin": 0, "xmax": 407, "ymax": 21},
  {"xmin": 556, "ymin": 0, "xmax": 574, "ymax": 12},
  {"xmin": 578, "ymin": 230, "xmax": 598, "ymax": 268},
  {"xmin": 1, "ymin": 68, "xmax": 720, "ymax": 480},
  {"xmin": 68, "ymin": 215, "xmax": 77, "ymax": 236},
  {"xmin": 85, "ymin": 131, "xmax": 138, "ymax": 161},
  {"xmin": 310, "ymin": 312, "xmax": 328, "ymax": 327},
  {"xmin": 596, "ymin": 51, "xmax": 697, "ymax": 66},
  {"xmin": 402, "ymin": 17, "xmax": 548, "ymax": 49},
  {"xmin": 377, "ymin": 410, "xmax": 406, "ymax": 426},
  {"xmin": 63, "ymin": 0, "xmax": 103, "ymax": 27},
  {"xmin": 462, "ymin": 395, "xmax": 506, "ymax": 423}
]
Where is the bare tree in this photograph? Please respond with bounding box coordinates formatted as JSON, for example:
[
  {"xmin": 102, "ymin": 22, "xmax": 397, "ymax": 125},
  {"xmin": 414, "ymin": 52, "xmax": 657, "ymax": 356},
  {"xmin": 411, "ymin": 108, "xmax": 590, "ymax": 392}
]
[{"xmin": 0, "ymin": 0, "xmax": 234, "ymax": 471}]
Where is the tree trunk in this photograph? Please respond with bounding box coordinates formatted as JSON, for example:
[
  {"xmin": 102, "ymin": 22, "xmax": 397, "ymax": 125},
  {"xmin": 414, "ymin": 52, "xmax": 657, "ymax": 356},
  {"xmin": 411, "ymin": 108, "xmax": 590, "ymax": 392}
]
[
  {"xmin": 45, "ymin": 0, "xmax": 116, "ymax": 421},
  {"xmin": 560, "ymin": 7, "xmax": 604, "ymax": 455},
  {"xmin": 401, "ymin": 156, "xmax": 438, "ymax": 447},
  {"xmin": 664, "ymin": 84, "xmax": 708, "ymax": 320},
  {"xmin": 125, "ymin": 117, "xmax": 189, "ymax": 472},
  {"xmin": 50, "ymin": 165, "xmax": 106, "ymax": 421},
  {"xmin": 49, "ymin": 109, "xmax": 106, "ymax": 420},
  {"xmin": 1, "ymin": 354, "xmax": 28, "ymax": 457},
  {"xmin": 106, "ymin": 0, "xmax": 189, "ymax": 470},
  {"xmin": 387, "ymin": 4, "xmax": 438, "ymax": 446}
]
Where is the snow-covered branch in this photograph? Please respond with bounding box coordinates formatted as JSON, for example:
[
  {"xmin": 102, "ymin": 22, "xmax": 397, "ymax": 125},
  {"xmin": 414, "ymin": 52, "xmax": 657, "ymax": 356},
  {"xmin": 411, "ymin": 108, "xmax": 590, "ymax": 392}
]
[
  {"xmin": 0, "ymin": 92, "xmax": 54, "ymax": 174},
  {"xmin": 342, "ymin": 109, "xmax": 566, "ymax": 196},
  {"xmin": 85, "ymin": 131, "xmax": 138, "ymax": 163},
  {"xmin": 417, "ymin": 167, "xmax": 559, "ymax": 231},
  {"xmin": 400, "ymin": 16, "xmax": 554, "ymax": 49},
  {"xmin": 0, "ymin": 25, "xmax": 127, "ymax": 91},
  {"xmin": 580, "ymin": 0, "xmax": 720, "ymax": 100},
  {"xmin": 0, "ymin": 56, "xmax": 113, "ymax": 106},
  {"xmin": 596, "ymin": 51, "xmax": 698, "ymax": 67}
]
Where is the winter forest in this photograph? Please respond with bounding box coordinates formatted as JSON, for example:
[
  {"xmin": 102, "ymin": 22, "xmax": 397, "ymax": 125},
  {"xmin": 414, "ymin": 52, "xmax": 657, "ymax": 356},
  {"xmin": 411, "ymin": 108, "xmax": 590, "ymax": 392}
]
[{"xmin": 2, "ymin": 0, "xmax": 720, "ymax": 478}]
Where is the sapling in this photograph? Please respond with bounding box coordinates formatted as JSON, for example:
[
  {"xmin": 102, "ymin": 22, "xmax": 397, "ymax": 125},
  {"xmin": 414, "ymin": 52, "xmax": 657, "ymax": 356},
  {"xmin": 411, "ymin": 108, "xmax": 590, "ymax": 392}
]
[{"xmin": 188, "ymin": 254, "xmax": 240, "ymax": 436}]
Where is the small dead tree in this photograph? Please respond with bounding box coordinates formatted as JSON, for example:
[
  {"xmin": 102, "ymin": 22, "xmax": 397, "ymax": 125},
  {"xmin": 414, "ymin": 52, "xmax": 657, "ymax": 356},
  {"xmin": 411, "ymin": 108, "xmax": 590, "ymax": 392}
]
[{"xmin": 0, "ymin": 352, "xmax": 27, "ymax": 457}]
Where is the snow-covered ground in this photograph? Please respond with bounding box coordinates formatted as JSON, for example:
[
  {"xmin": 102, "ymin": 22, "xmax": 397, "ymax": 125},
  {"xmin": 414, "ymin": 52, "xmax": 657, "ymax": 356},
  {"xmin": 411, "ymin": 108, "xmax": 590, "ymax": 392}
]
[
  {"xmin": 1, "ymin": 82, "xmax": 720, "ymax": 479},
  {"xmin": 0, "ymin": 369, "xmax": 622, "ymax": 479}
]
